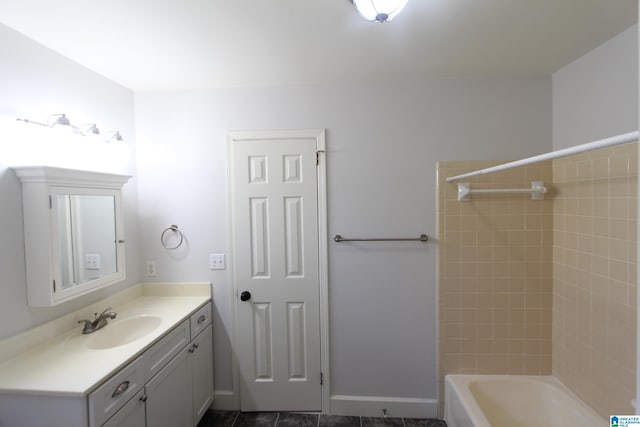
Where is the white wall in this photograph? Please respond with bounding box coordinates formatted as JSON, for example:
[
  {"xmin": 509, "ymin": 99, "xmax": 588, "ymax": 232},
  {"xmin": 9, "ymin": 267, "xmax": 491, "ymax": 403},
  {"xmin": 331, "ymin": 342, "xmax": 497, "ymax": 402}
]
[
  {"xmin": 135, "ymin": 77, "xmax": 552, "ymax": 405},
  {"xmin": 0, "ymin": 23, "xmax": 140, "ymax": 339},
  {"xmin": 553, "ymin": 25, "xmax": 638, "ymax": 149}
]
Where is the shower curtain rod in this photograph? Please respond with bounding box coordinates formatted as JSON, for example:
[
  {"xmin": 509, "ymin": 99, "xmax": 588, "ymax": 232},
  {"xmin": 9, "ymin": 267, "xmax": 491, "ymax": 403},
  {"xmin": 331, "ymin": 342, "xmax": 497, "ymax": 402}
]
[{"xmin": 445, "ymin": 130, "xmax": 639, "ymax": 183}]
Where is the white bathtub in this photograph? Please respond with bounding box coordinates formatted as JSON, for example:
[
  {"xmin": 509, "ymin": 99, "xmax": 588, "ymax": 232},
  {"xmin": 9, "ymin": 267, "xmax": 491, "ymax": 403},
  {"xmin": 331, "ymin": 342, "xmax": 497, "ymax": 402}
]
[{"xmin": 444, "ymin": 375, "xmax": 605, "ymax": 427}]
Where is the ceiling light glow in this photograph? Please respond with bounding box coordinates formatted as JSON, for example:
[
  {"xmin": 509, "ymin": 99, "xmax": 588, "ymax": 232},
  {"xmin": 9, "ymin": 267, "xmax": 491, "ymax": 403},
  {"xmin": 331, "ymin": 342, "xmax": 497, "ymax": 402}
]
[{"xmin": 349, "ymin": 0, "xmax": 409, "ymax": 23}]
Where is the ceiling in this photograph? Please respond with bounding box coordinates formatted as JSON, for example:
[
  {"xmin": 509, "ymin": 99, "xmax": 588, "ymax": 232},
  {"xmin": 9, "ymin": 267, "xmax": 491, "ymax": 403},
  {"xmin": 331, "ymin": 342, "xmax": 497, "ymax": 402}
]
[{"xmin": 0, "ymin": 0, "xmax": 637, "ymax": 91}]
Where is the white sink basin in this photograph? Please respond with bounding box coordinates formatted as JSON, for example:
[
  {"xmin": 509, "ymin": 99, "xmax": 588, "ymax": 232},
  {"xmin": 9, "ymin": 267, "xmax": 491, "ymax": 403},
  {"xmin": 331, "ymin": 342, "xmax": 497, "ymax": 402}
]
[{"xmin": 87, "ymin": 315, "xmax": 162, "ymax": 350}]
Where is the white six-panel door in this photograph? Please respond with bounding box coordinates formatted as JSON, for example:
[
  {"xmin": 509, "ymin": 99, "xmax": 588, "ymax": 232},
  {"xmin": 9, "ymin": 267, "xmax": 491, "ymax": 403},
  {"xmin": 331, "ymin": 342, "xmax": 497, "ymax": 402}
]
[{"xmin": 229, "ymin": 130, "xmax": 325, "ymax": 412}]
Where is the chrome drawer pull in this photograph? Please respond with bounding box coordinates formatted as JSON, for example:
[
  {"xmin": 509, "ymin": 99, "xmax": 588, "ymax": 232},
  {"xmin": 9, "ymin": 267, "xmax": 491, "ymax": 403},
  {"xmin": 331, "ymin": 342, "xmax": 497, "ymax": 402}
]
[
  {"xmin": 112, "ymin": 381, "xmax": 130, "ymax": 398},
  {"xmin": 197, "ymin": 315, "xmax": 206, "ymax": 324}
]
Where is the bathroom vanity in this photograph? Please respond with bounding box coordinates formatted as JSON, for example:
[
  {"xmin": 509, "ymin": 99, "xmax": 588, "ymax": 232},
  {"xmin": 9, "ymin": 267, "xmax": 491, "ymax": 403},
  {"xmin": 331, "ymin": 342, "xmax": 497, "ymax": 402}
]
[{"xmin": 0, "ymin": 283, "xmax": 214, "ymax": 427}]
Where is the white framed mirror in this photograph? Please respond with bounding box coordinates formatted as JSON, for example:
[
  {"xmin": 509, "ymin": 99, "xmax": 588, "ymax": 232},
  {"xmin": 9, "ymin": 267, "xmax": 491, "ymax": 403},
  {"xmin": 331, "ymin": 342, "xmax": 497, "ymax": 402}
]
[
  {"xmin": 52, "ymin": 188, "xmax": 123, "ymax": 300},
  {"xmin": 13, "ymin": 166, "xmax": 130, "ymax": 306}
]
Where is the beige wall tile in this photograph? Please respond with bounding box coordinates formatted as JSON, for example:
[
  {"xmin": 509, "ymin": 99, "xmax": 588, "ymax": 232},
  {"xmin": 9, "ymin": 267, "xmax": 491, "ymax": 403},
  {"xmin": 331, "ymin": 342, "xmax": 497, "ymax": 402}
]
[
  {"xmin": 551, "ymin": 145, "xmax": 637, "ymax": 417},
  {"xmin": 437, "ymin": 145, "xmax": 637, "ymax": 418},
  {"xmin": 437, "ymin": 160, "xmax": 554, "ymax": 413}
]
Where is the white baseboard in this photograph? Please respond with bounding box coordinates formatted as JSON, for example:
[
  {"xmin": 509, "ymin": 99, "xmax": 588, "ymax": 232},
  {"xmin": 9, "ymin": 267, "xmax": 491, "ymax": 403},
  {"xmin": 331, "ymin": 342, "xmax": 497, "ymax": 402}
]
[
  {"xmin": 210, "ymin": 391, "xmax": 437, "ymax": 417},
  {"xmin": 330, "ymin": 395, "xmax": 438, "ymax": 418},
  {"xmin": 212, "ymin": 390, "xmax": 238, "ymax": 410}
]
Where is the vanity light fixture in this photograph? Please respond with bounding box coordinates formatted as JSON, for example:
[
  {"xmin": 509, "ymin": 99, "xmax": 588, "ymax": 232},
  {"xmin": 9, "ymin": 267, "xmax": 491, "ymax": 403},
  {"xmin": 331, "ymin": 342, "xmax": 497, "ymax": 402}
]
[
  {"xmin": 105, "ymin": 131, "xmax": 124, "ymax": 143},
  {"xmin": 348, "ymin": 0, "xmax": 409, "ymax": 22},
  {"xmin": 49, "ymin": 113, "xmax": 71, "ymax": 127},
  {"xmin": 16, "ymin": 113, "xmax": 124, "ymax": 142},
  {"xmin": 80, "ymin": 124, "xmax": 100, "ymax": 136},
  {"xmin": 16, "ymin": 113, "xmax": 72, "ymax": 128}
]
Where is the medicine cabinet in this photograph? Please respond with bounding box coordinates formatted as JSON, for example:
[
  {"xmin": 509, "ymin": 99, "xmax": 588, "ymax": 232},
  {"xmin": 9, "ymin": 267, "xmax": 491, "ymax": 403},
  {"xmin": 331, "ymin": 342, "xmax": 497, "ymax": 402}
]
[{"xmin": 13, "ymin": 166, "xmax": 131, "ymax": 306}]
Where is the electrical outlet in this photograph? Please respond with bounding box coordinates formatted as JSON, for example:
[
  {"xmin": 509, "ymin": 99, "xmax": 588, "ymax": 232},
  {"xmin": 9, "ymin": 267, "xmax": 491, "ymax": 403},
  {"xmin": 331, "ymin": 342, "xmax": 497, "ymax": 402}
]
[
  {"xmin": 209, "ymin": 253, "xmax": 225, "ymax": 270},
  {"xmin": 146, "ymin": 261, "xmax": 157, "ymax": 277},
  {"xmin": 84, "ymin": 253, "xmax": 101, "ymax": 270}
]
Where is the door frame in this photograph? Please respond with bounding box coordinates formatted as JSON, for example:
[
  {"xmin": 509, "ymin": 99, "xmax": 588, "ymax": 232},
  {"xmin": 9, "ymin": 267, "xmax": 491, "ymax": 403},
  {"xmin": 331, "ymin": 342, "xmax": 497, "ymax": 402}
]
[{"xmin": 226, "ymin": 129, "xmax": 329, "ymax": 413}]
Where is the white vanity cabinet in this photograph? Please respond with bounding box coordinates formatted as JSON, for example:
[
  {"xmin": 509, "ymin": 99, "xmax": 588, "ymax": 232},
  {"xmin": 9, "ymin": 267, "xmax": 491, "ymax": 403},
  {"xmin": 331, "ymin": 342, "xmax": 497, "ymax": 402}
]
[
  {"xmin": 145, "ymin": 325, "xmax": 214, "ymax": 427},
  {"xmin": 0, "ymin": 298, "xmax": 214, "ymax": 427},
  {"xmin": 99, "ymin": 302, "xmax": 214, "ymax": 427}
]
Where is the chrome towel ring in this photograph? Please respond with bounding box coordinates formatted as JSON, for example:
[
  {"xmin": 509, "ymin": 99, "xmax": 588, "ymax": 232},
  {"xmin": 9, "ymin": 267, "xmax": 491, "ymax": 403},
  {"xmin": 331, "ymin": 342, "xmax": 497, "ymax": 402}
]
[{"xmin": 161, "ymin": 225, "xmax": 184, "ymax": 250}]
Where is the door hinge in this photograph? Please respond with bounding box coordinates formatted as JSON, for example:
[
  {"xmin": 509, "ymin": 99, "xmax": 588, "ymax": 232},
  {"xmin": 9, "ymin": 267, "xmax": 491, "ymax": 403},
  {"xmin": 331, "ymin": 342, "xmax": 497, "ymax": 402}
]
[
  {"xmin": 316, "ymin": 150, "xmax": 325, "ymax": 166},
  {"xmin": 320, "ymin": 372, "xmax": 324, "ymax": 385},
  {"xmin": 49, "ymin": 195, "xmax": 52, "ymax": 209},
  {"xmin": 53, "ymin": 280, "xmax": 56, "ymax": 292}
]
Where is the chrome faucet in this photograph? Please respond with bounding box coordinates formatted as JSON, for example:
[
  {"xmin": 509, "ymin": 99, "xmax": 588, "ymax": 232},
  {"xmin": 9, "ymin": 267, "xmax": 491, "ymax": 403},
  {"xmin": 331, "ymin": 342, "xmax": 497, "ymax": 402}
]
[{"xmin": 78, "ymin": 307, "xmax": 117, "ymax": 334}]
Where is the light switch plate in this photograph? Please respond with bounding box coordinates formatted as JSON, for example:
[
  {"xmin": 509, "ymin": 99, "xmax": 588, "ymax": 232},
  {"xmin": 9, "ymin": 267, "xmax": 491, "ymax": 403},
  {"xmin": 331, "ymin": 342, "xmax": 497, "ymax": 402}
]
[
  {"xmin": 84, "ymin": 253, "xmax": 101, "ymax": 270},
  {"xmin": 209, "ymin": 253, "xmax": 225, "ymax": 270}
]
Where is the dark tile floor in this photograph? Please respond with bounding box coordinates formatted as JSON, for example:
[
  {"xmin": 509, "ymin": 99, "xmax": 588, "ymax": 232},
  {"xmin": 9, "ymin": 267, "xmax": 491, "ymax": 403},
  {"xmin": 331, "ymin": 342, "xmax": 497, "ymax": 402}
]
[{"xmin": 197, "ymin": 410, "xmax": 447, "ymax": 427}]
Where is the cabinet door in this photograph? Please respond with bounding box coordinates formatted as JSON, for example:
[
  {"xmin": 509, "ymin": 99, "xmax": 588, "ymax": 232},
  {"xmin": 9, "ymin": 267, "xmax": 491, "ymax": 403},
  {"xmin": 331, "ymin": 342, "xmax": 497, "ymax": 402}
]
[
  {"xmin": 191, "ymin": 325, "xmax": 214, "ymax": 425},
  {"xmin": 102, "ymin": 390, "xmax": 145, "ymax": 427},
  {"xmin": 146, "ymin": 346, "xmax": 193, "ymax": 427}
]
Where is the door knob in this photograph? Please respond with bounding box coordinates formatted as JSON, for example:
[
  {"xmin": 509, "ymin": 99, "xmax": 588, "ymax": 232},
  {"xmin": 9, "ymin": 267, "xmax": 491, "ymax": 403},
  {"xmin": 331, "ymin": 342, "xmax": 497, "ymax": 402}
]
[{"xmin": 240, "ymin": 291, "xmax": 251, "ymax": 302}]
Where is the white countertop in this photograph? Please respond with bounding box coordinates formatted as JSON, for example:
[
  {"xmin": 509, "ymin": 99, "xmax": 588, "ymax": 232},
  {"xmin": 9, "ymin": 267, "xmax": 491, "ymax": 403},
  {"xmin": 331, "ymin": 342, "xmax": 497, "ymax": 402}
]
[{"xmin": 0, "ymin": 283, "xmax": 211, "ymax": 397}]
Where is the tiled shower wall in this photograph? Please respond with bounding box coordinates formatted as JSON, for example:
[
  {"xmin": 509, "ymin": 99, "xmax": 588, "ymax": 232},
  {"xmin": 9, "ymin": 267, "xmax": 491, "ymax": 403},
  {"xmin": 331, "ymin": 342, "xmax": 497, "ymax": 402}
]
[
  {"xmin": 436, "ymin": 161, "xmax": 554, "ymax": 415},
  {"xmin": 437, "ymin": 144, "xmax": 638, "ymax": 418},
  {"xmin": 552, "ymin": 144, "xmax": 637, "ymax": 416}
]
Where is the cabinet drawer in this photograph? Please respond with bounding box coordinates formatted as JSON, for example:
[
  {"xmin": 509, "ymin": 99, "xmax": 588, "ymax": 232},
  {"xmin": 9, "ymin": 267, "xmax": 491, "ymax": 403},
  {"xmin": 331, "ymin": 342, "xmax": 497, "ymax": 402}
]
[
  {"xmin": 144, "ymin": 319, "xmax": 190, "ymax": 382},
  {"xmin": 102, "ymin": 389, "xmax": 146, "ymax": 427},
  {"xmin": 89, "ymin": 356, "xmax": 144, "ymax": 427},
  {"xmin": 190, "ymin": 302, "xmax": 212, "ymax": 339}
]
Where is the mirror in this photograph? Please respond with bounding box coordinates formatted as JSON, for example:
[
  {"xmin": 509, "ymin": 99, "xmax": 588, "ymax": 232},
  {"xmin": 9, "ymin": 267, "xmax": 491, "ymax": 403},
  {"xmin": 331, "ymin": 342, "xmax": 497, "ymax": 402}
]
[
  {"xmin": 49, "ymin": 184, "xmax": 126, "ymax": 304},
  {"xmin": 57, "ymin": 194, "xmax": 118, "ymax": 289},
  {"xmin": 12, "ymin": 166, "xmax": 130, "ymax": 306}
]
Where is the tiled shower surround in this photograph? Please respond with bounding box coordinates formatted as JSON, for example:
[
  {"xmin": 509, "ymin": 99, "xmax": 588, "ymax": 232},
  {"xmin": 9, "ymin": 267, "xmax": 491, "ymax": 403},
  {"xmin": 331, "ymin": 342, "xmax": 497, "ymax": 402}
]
[
  {"xmin": 437, "ymin": 142, "xmax": 638, "ymax": 418},
  {"xmin": 552, "ymin": 144, "xmax": 637, "ymax": 416},
  {"xmin": 437, "ymin": 161, "xmax": 554, "ymax": 415}
]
